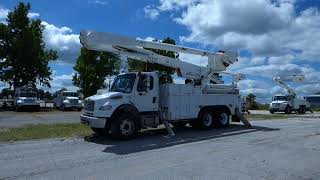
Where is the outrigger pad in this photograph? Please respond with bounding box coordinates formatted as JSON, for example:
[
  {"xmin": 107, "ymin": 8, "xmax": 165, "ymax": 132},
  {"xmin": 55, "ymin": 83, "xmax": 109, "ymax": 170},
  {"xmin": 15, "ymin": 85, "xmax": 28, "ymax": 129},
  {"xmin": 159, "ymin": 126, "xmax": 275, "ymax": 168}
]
[{"xmin": 235, "ymin": 108, "xmax": 251, "ymax": 128}]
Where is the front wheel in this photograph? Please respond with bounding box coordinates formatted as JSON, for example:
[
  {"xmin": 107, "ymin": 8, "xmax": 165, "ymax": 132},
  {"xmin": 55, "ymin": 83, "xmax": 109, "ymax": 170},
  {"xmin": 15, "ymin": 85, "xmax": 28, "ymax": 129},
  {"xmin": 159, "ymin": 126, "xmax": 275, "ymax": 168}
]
[
  {"xmin": 111, "ymin": 114, "xmax": 138, "ymax": 140},
  {"xmin": 270, "ymin": 110, "xmax": 274, "ymax": 114},
  {"xmin": 285, "ymin": 106, "xmax": 292, "ymax": 114}
]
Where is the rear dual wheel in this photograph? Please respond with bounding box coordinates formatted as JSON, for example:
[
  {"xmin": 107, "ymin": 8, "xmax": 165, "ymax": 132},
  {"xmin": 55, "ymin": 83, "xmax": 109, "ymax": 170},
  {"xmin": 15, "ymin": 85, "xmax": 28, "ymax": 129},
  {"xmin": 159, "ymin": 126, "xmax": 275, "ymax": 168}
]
[{"xmin": 192, "ymin": 109, "xmax": 230, "ymax": 129}]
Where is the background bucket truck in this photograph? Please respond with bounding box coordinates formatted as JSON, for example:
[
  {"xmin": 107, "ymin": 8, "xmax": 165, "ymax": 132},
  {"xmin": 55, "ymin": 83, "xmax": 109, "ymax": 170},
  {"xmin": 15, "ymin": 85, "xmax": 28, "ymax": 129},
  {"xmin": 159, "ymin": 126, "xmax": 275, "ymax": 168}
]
[{"xmin": 270, "ymin": 75, "xmax": 311, "ymax": 114}]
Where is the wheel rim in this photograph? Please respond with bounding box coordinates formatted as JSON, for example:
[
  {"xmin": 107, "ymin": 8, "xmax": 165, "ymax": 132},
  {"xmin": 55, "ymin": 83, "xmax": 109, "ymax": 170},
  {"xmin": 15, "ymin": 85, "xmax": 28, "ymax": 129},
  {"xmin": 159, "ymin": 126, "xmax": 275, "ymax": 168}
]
[
  {"xmin": 120, "ymin": 119, "xmax": 135, "ymax": 136},
  {"xmin": 202, "ymin": 112, "xmax": 213, "ymax": 127},
  {"xmin": 220, "ymin": 112, "xmax": 229, "ymax": 125}
]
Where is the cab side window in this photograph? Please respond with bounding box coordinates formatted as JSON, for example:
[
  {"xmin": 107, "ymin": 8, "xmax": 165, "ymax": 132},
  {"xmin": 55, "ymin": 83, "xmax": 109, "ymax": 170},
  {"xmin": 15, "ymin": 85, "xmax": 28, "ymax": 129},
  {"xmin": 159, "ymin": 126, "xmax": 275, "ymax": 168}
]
[{"xmin": 137, "ymin": 75, "xmax": 154, "ymax": 92}]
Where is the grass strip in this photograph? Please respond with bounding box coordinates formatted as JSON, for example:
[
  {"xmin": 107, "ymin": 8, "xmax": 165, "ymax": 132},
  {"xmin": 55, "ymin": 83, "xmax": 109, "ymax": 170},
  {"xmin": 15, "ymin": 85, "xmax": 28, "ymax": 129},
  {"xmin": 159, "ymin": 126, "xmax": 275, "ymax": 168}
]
[
  {"xmin": 245, "ymin": 114, "xmax": 290, "ymax": 120},
  {"xmin": 0, "ymin": 123, "xmax": 92, "ymax": 142}
]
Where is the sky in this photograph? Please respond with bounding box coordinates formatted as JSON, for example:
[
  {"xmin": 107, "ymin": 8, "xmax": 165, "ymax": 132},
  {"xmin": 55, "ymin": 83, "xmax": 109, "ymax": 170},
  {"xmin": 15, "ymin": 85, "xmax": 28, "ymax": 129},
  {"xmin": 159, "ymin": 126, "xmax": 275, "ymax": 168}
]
[{"xmin": 0, "ymin": 0, "xmax": 320, "ymax": 103}]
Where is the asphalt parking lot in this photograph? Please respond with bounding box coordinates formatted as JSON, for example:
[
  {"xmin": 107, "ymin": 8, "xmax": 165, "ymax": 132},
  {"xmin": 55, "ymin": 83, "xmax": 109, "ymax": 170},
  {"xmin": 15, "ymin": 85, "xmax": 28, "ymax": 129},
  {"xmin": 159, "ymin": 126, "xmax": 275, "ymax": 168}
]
[
  {"xmin": 0, "ymin": 110, "xmax": 81, "ymax": 128},
  {"xmin": 0, "ymin": 113, "xmax": 319, "ymax": 179}
]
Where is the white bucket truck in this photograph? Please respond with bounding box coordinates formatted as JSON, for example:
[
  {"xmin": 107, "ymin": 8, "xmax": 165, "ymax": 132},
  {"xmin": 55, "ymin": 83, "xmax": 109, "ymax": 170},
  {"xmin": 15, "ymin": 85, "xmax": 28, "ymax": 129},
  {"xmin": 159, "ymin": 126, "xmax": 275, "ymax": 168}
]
[
  {"xmin": 54, "ymin": 90, "xmax": 84, "ymax": 111},
  {"xmin": 13, "ymin": 83, "xmax": 40, "ymax": 111},
  {"xmin": 270, "ymin": 75, "xmax": 311, "ymax": 114},
  {"xmin": 79, "ymin": 31, "xmax": 250, "ymax": 139}
]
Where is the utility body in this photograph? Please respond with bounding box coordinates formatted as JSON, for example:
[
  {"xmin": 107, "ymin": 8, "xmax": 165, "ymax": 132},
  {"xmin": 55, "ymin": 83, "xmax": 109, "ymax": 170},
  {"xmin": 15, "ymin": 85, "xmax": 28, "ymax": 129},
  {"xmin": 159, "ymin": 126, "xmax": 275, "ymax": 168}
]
[
  {"xmin": 270, "ymin": 75, "xmax": 311, "ymax": 114},
  {"xmin": 79, "ymin": 30, "xmax": 249, "ymax": 139}
]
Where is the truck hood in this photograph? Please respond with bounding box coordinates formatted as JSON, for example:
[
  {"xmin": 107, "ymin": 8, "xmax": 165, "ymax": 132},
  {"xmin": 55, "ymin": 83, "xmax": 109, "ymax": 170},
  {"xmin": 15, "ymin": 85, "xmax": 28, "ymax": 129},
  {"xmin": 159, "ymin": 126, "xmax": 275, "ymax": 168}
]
[
  {"xmin": 66, "ymin": 97, "xmax": 79, "ymax": 100},
  {"xmin": 271, "ymin": 100, "xmax": 287, "ymax": 104},
  {"xmin": 19, "ymin": 97, "xmax": 37, "ymax": 100},
  {"xmin": 86, "ymin": 92, "xmax": 122, "ymax": 101}
]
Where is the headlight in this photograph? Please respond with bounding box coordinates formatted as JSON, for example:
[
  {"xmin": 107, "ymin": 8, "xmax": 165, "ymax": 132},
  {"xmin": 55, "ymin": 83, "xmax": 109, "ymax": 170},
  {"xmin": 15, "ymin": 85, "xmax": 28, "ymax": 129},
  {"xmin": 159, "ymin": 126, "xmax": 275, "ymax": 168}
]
[
  {"xmin": 63, "ymin": 100, "xmax": 70, "ymax": 104},
  {"xmin": 17, "ymin": 100, "xmax": 23, "ymax": 104},
  {"xmin": 99, "ymin": 105, "xmax": 112, "ymax": 111}
]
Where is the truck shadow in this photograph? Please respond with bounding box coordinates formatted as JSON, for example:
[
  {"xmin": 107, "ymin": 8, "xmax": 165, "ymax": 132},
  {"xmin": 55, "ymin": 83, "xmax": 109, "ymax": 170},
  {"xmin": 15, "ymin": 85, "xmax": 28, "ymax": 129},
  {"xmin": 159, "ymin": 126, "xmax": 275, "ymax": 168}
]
[{"xmin": 84, "ymin": 124, "xmax": 279, "ymax": 155}]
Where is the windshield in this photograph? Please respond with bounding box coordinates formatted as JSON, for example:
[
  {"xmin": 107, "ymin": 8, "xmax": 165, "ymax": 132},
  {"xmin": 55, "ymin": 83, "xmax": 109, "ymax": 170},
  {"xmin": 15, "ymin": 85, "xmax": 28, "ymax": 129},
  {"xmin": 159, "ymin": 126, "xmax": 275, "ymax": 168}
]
[
  {"xmin": 110, "ymin": 74, "xmax": 136, "ymax": 93},
  {"xmin": 274, "ymin": 96, "xmax": 287, "ymax": 101},
  {"xmin": 62, "ymin": 92, "xmax": 78, "ymax": 97},
  {"xmin": 20, "ymin": 92, "xmax": 36, "ymax": 97}
]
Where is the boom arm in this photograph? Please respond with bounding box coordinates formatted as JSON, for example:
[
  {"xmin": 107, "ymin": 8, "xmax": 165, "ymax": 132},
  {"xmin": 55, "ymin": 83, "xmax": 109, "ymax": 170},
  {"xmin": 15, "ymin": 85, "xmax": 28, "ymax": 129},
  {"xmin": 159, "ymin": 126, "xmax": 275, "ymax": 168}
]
[
  {"xmin": 79, "ymin": 30, "xmax": 240, "ymax": 84},
  {"xmin": 273, "ymin": 75, "xmax": 305, "ymax": 96}
]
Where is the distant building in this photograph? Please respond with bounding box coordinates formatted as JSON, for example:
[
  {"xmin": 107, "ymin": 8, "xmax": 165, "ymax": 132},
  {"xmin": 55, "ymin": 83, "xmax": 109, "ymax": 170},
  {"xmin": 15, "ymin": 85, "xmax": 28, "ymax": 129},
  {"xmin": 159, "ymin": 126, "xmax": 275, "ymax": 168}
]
[{"xmin": 305, "ymin": 95, "xmax": 320, "ymax": 108}]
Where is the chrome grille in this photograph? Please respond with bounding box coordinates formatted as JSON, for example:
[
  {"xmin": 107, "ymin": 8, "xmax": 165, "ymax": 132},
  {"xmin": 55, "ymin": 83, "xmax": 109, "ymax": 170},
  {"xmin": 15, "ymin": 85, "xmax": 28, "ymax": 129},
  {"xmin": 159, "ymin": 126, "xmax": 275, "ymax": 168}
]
[
  {"xmin": 24, "ymin": 99, "xmax": 35, "ymax": 103},
  {"xmin": 84, "ymin": 100, "xmax": 94, "ymax": 111},
  {"xmin": 69, "ymin": 99, "xmax": 78, "ymax": 104},
  {"xmin": 272, "ymin": 103, "xmax": 280, "ymax": 107}
]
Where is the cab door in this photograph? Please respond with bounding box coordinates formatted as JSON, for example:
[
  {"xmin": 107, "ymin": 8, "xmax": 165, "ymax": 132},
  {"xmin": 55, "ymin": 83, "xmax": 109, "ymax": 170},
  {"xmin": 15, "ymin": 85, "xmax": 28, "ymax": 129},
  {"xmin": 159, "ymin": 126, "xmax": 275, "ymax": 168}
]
[{"xmin": 133, "ymin": 74, "xmax": 159, "ymax": 112}]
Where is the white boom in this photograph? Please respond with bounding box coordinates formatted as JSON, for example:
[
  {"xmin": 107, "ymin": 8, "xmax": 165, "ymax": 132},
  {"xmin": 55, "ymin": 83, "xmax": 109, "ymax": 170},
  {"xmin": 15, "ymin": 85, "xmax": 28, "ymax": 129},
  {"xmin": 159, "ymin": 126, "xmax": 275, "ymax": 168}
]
[
  {"xmin": 273, "ymin": 75, "xmax": 305, "ymax": 96},
  {"xmin": 79, "ymin": 30, "xmax": 241, "ymax": 85}
]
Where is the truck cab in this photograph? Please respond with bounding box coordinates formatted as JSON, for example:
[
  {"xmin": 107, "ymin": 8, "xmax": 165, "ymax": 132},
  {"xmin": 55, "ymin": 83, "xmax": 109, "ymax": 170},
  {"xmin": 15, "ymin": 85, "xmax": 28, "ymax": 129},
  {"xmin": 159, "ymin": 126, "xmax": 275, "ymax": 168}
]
[
  {"xmin": 54, "ymin": 91, "xmax": 84, "ymax": 111},
  {"xmin": 81, "ymin": 72, "xmax": 158, "ymax": 123},
  {"xmin": 14, "ymin": 88, "xmax": 40, "ymax": 111}
]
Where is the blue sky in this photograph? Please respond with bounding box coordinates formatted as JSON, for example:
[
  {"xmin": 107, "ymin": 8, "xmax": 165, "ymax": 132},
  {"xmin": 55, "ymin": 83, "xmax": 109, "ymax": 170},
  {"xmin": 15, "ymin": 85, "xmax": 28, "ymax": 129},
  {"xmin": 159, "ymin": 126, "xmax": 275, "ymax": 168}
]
[{"xmin": 1, "ymin": 0, "xmax": 320, "ymax": 102}]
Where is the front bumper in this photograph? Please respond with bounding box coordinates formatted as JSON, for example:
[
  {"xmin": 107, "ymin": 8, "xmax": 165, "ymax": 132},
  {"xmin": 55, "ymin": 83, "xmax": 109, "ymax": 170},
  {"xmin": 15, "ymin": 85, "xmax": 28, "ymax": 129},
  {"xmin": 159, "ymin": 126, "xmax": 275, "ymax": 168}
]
[
  {"xmin": 64, "ymin": 104, "xmax": 83, "ymax": 108},
  {"xmin": 80, "ymin": 114, "xmax": 106, "ymax": 128},
  {"xmin": 269, "ymin": 107, "xmax": 286, "ymax": 112},
  {"xmin": 17, "ymin": 104, "xmax": 40, "ymax": 108}
]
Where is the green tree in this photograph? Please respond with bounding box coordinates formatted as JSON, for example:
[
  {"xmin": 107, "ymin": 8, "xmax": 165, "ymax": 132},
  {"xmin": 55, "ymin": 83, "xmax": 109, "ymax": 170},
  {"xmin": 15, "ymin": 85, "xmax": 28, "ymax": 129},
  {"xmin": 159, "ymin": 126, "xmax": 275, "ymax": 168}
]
[
  {"xmin": 128, "ymin": 37, "xmax": 178, "ymax": 75},
  {"xmin": 73, "ymin": 47, "xmax": 119, "ymax": 98},
  {"xmin": 0, "ymin": 2, "xmax": 57, "ymax": 89},
  {"xmin": 246, "ymin": 93, "xmax": 259, "ymax": 110},
  {"xmin": 37, "ymin": 89, "xmax": 45, "ymax": 99},
  {"xmin": 0, "ymin": 88, "xmax": 14, "ymax": 98}
]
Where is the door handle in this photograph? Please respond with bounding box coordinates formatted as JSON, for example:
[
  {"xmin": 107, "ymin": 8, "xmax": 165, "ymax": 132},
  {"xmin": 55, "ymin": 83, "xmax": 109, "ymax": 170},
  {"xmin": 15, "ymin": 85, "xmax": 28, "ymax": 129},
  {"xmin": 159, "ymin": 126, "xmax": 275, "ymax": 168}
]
[{"xmin": 153, "ymin": 97, "xmax": 156, "ymax": 103}]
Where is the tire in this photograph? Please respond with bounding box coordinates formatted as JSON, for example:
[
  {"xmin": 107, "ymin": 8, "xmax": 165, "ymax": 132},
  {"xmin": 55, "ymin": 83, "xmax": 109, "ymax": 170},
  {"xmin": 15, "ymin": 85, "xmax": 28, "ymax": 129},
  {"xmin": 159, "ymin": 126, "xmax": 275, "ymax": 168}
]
[
  {"xmin": 285, "ymin": 106, "xmax": 291, "ymax": 114},
  {"xmin": 61, "ymin": 105, "xmax": 66, "ymax": 111},
  {"xmin": 216, "ymin": 110, "xmax": 230, "ymax": 128},
  {"xmin": 110, "ymin": 113, "xmax": 138, "ymax": 140},
  {"xmin": 298, "ymin": 106, "xmax": 306, "ymax": 114},
  {"xmin": 91, "ymin": 128, "xmax": 107, "ymax": 135},
  {"xmin": 198, "ymin": 109, "xmax": 215, "ymax": 130},
  {"xmin": 270, "ymin": 110, "xmax": 274, "ymax": 114},
  {"xmin": 77, "ymin": 108, "xmax": 82, "ymax": 111},
  {"xmin": 171, "ymin": 122, "xmax": 187, "ymax": 128},
  {"xmin": 15, "ymin": 106, "xmax": 20, "ymax": 112}
]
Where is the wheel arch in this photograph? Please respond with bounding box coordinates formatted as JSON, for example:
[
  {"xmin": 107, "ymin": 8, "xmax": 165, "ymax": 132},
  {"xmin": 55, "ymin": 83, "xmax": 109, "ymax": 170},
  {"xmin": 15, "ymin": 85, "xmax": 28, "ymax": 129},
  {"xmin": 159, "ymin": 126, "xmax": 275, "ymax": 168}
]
[{"xmin": 110, "ymin": 104, "xmax": 141, "ymax": 127}]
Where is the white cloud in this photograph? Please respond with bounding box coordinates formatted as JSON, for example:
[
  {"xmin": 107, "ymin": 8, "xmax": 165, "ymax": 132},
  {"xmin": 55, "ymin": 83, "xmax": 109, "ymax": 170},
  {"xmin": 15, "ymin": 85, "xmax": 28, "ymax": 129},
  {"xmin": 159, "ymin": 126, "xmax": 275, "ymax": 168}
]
[
  {"xmin": 0, "ymin": 6, "xmax": 40, "ymax": 21},
  {"xmin": 88, "ymin": 0, "xmax": 108, "ymax": 6},
  {"xmin": 27, "ymin": 12, "xmax": 40, "ymax": 18},
  {"xmin": 148, "ymin": 0, "xmax": 320, "ymax": 60},
  {"xmin": 40, "ymin": 73, "xmax": 78, "ymax": 93},
  {"xmin": 143, "ymin": 0, "xmax": 320, "ymax": 103},
  {"xmin": 144, "ymin": 5, "xmax": 160, "ymax": 20},
  {"xmin": 0, "ymin": 7, "xmax": 9, "ymax": 19},
  {"xmin": 42, "ymin": 22, "xmax": 80, "ymax": 63}
]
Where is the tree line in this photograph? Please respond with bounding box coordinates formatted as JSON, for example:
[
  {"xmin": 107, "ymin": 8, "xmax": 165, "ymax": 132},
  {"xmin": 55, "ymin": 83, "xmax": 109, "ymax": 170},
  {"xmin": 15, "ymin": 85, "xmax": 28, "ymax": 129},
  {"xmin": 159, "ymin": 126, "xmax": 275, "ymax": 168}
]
[{"xmin": 0, "ymin": 2, "xmax": 177, "ymax": 99}]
